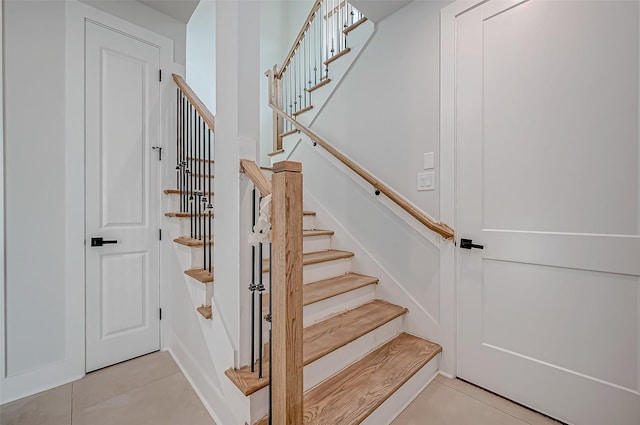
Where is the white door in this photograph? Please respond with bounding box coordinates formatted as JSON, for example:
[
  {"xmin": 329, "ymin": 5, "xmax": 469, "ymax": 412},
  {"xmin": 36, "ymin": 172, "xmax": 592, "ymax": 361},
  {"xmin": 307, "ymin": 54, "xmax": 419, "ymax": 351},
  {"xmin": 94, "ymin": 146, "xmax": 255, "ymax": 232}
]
[
  {"xmin": 455, "ymin": 1, "xmax": 640, "ymax": 424},
  {"xmin": 85, "ymin": 22, "xmax": 161, "ymax": 372}
]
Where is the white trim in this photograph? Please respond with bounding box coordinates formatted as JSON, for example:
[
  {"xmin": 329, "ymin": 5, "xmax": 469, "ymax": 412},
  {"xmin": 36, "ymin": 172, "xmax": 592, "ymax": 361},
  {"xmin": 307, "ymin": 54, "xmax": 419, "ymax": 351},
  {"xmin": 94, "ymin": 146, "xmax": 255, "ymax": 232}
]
[
  {"xmin": 67, "ymin": 0, "xmax": 175, "ymax": 371},
  {"xmin": 167, "ymin": 343, "xmax": 229, "ymax": 425},
  {"xmin": 0, "ymin": 0, "xmax": 6, "ymax": 395},
  {"xmin": 440, "ymin": 0, "xmax": 488, "ymax": 378}
]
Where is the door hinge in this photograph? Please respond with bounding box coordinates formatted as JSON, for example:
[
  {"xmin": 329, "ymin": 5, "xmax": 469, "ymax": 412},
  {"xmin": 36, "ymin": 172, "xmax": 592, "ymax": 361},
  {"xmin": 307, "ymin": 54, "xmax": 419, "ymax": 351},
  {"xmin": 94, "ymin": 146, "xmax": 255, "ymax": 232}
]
[
  {"xmin": 159, "ymin": 308, "xmax": 163, "ymax": 320},
  {"xmin": 159, "ymin": 228, "xmax": 162, "ymax": 240},
  {"xmin": 159, "ymin": 69, "xmax": 162, "ymax": 82}
]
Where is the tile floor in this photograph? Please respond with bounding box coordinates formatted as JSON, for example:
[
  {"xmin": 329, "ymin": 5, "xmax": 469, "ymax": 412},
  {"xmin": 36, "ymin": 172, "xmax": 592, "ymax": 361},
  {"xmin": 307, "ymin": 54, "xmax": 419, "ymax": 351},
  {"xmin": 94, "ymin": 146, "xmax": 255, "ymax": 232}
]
[{"xmin": 1, "ymin": 351, "xmax": 560, "ymax": 425}]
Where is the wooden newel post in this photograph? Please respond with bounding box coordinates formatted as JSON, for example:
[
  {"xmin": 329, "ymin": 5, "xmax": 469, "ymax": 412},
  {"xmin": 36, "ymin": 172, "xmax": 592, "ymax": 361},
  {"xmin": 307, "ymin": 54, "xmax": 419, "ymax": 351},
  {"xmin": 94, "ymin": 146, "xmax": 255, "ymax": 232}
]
[{"xmin": 271, "ymin": 160, "xmax": 304, "ymax": 425}]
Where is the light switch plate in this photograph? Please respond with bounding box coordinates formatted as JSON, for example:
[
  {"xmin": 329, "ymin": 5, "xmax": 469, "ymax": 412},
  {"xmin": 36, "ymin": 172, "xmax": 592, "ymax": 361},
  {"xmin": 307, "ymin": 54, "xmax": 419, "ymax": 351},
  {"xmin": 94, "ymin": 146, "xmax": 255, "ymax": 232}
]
[
  {"xmin": 417, "ymin": 172, "xmax": 435, "ymax": 191},
  {"xmin": 423, "ymin": 152, "xmax": 435, "ymax": 170}
]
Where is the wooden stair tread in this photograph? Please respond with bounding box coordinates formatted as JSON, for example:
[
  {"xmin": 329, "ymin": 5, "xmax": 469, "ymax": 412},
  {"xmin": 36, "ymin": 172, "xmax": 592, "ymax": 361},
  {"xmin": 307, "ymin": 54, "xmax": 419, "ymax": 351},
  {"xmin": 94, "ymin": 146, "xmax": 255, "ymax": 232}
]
[
  {"xmin": 165, "ymin": 212, "xmax": 212, "ymax": 218},
  {"xmin": 279, "ymin": 129, "xmax": 298, "ymax": 138},
  {"xmin": 196, "ymin": 305, "xmax": 212, "ymax": 319},
  {"xmin": 184, "ymin": 268, "xmax": 213, "ymax": 284},
  {"xmin": 261, "ymin": 272, "xmax": 378, "ymax": 316},
  {"xmin": 254, "ymin": 333, "xmax": 440, "ymax": 425},
  {"xmin": 304, "ymin": 272, "xmax": 378, "ymax": 306},
  {"xmin": 303, "ymin": 210, "xmax": 316, "ymax": 216},
  {"xmin": 262, "ymin": 249, "xmax": 353, "ymax": 272},
  {"xmin": 225, "ymin": 300, "xmax": 407, "ymax": 396},
  {"xmin": 343, "ymin": 16, "xmax": 368, "ymax": 35},
  {"xmin": 164, "ymin": 189, "xmax": 214, "ymax": 196},
  {"xmin": 174, "ymin": 236, "xmax": 213, "ymax": 247},
  {"xmin": 267, "ymin": 149, "xmax": 285, "ymax": 157},
  {"xmin": 304, "ymin": 300, "xmax": 406, "ymax": 364},
  {"xmin": 304, "ymin": 333, "xmax": 441, "ymax": 424},
  {"xmin": 302, "ymin": 229, "xmax": 334, "ymax": 237},
  {"xmin": 324, "ymin": 47, "xmax": 351, "ymax": 66},
  {"xmin": 306, "ymin": 78, "xmax": 331, "ymax": 93},
  {"xmin": 292, "ymin": 105, "xmax": 314, "ymax": 117}
]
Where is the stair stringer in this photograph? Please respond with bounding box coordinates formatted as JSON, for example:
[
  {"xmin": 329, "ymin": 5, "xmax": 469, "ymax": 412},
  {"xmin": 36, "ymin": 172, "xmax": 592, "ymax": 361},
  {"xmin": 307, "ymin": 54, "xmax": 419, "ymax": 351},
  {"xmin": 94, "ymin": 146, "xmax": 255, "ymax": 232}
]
[
  {"xmin": 164, "ymin": 218, "xmax": 251, "ymax": 425},
  {"xmin": 288, "ymin": 139, "xmax": 451, "ymax": 355}
]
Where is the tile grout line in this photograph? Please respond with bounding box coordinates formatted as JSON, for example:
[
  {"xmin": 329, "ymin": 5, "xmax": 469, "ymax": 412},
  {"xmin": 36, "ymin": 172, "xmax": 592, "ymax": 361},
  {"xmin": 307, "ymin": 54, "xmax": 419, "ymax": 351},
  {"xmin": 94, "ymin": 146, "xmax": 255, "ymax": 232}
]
[
  {"xmin": 70, "ymin": 381, "xmax": 75, "ymax": 425},
  {"xmin": 434, "ymin": 379, "xmax": 543, "ymax": 425}
]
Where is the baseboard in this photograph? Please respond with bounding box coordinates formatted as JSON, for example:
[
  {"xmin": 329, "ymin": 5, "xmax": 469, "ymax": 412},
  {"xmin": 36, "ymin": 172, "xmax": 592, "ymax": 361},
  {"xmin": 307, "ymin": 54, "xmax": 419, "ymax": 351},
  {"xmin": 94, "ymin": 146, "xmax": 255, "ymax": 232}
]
[{"xmin": 169, "ymin": 336, "xmax": 237, "ymax": 425}]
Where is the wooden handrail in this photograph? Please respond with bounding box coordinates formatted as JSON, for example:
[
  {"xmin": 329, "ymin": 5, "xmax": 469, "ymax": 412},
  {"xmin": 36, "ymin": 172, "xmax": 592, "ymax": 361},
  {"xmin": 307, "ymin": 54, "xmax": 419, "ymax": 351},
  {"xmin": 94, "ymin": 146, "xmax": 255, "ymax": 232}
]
[
  {"xmin": 268, "ymin": 102, "xmax": 455, "ymax": 240},
  {"xmin": 240, "ymin": 159, "xmax": 272, "ymax": 196},
  {"xmin": 172, "ymin": 74, "xmax": 216, "ymax": 132},
  {"xmin": 276, "ymin": 0, "xmax": 322, "ymax": 79}
]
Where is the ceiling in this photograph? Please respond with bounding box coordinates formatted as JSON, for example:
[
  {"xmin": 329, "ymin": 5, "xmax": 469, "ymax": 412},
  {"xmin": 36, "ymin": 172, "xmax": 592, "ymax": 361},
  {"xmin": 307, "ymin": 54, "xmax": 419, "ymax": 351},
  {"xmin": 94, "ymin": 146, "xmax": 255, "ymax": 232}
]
[{"xmin": 138, "ymin": 0, "xmax": 200, "ymax": 23}]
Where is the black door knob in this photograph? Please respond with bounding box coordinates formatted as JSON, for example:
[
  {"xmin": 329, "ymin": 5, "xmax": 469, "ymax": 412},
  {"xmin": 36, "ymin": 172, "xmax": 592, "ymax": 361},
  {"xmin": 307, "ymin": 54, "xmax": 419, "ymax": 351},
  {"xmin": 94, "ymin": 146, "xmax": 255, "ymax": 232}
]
[
  {"xmin": 460, "ymin": 238, "xmax": 483, "ymax": 250},
  {"xmin": 91, "ymin": 237, "xmax": 118, "ymax": 247}
]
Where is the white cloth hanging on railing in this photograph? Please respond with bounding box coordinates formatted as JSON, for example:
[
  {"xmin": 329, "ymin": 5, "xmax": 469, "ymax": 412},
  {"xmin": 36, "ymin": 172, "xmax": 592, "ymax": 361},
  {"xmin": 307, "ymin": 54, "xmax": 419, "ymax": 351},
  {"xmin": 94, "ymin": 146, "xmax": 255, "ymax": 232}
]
[{"xmin": 248, "ymin": 193, "xmax": 272, "ymax": 245}]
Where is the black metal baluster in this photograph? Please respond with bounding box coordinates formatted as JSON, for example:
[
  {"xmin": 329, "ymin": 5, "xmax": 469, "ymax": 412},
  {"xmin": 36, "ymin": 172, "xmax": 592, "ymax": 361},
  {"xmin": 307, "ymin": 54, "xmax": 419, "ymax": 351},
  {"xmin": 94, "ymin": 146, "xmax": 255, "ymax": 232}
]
[
  {"xmin": 250, "ymin": 187, "xmax": 257, "ymax": 373},
  {"xmin": 196, "ymin": 114, "xmax": 201, "ymax": 245},
  {"xmin": 189, "ymin": 104, "xmax": 194, "ymax": 238},
  {"xmin": 258, "ymin": 229, "xmax": 264, "ymax": 379},
  {"xmin": 268, "ymin": 242, "xmax": 273, "ymax": 425},
  {"xmin": 208, "ymin": 128, "xmax": 213, "ymax": 274},
  {"xmin": 182, "ymin": 95, "xmax": 187, "ymax": 213},
  {"xmin": 176, "ymin": 89, "xmax": 180, "ymax": 206}
]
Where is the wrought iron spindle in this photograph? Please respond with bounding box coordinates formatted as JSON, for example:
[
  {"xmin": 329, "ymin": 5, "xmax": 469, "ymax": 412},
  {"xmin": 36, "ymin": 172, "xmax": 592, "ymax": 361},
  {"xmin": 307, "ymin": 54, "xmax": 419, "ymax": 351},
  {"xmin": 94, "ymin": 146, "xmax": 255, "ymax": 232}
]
[
  {"xmin": 182, "ymin": 95, "xmax": 187, "ymax": 213},
  {"xmin": 250, "ymin": 187, "xmax": 257, "ymax": 373},
  {"xmin": 267, "ymin": 242, "xmax": 273, "ymax": 425},
  {"xmin": 257, "ymin": 209, "xmax": 265, "ymax": 379}
]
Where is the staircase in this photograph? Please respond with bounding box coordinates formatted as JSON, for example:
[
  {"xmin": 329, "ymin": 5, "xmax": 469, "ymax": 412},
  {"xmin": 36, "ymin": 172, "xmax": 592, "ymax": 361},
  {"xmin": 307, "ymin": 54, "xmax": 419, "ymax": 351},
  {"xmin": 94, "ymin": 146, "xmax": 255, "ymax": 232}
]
[{"xmin": 225, "ymin": 203, "xmax": 442, "ymax": 424}]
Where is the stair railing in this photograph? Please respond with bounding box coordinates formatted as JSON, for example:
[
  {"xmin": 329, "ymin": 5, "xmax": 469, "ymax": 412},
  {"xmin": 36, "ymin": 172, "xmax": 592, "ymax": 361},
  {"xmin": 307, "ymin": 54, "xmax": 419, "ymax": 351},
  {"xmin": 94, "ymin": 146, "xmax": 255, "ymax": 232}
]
[
  {"xmin": 271, "ymin": 0, "xmax": 366, "ymax": 152},
  {"xmin": 173, "ymin": 74, "xmax": 215, "ymax": 299},
  {"xmin": 266, "ymin": 88, "xmax": 455, "ymax": 240},
  {"xmin": 241, "ymin": 160, "xmax": 304, "ymax": 425}
]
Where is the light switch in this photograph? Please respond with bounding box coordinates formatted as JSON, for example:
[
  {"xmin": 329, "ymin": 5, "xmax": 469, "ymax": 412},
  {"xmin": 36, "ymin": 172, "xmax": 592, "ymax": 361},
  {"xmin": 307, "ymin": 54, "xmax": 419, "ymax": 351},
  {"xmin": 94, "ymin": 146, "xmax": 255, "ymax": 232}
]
[
  {"xmin": 417, "ymin": 172, "xmax": 435, "ymax": 191},
  {"xmin": 423, "ymin": 152, "xmax": 435, "ymax": 170}
]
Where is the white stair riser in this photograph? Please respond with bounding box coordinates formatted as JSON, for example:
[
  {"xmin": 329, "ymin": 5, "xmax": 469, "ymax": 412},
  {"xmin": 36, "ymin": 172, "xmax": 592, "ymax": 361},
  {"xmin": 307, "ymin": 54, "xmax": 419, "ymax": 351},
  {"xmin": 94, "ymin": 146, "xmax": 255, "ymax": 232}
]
[
  {"xmin": 259, "ymin": 284, "xmax": 377, "ymax": 340},
  {"xmin": 261, "ymin": 257, "xmax": 352, "ymax": 284},
  {"xmin": 169, "ymin": 216, "xmax": 210, "ymax": 236},
  {"xmin": 167, "ymin": 193, "xmax": 214, "ymax": 214},
  {"xmin": 361, "ymin": 353, "xmax": 440, "ymax": 425},
  {"xmin": 303, "ymin": 284, "xmax": 376, "ymax": 327},
  {"xmin": 175, "ymin": 243, "xmax": 212, "ymax": 269},
  {"xmin": 185, "ymin": 274, "xmax": 208, "ymax": 307},
  {"xmin": 304, "ymin": 318, "xmax": 404, "ymax": 391},
  {"xmin": 302, "ymin": 235, "xmax": 332, "ymax": 253},
  {"xmin": 303, "ymin": 214, "xmax": 315, "ymax": 230},
  {"xmin": 260, "ymin": 235, "xmax": 332, "ymax": 260},
  {"xmin": 248, "ymin": 317, "xmax": 405, "ymax": 421}
]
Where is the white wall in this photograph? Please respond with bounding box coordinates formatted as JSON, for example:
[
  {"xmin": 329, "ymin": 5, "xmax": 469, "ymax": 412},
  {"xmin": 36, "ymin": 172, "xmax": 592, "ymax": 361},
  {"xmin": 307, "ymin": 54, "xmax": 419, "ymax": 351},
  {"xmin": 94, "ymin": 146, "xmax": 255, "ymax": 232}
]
[
  {"xmin": 1, "ymin": 0, "xmax": 182, "ymax": 403},
  {"xmin": 258, "ymin": 0, "xmax": 314, "ymax": 165},
  {"xmin": 312, "ymin": 0, "xmax": 452, "ymax": 218},
  {"xmin": 186, "ymin": 0, "xmax": 216, "ymax": 113},
  {"xmin": 259, "ymin": 0, "xmax": 288, "ymax": 165},
  {"xmin": 0, "ymin": 0, "xmax": 6, "ymax": 401},
  {"xmin": 81, "ymin": 0, "xmax": 187, "ymax": 65},
  {"xmin": 4, "ymin": 0, "xmax": 68, "ymax": 379},
  {"xmin": 293, "ymin": 0, "xmax": 457, "ymax": 371}
]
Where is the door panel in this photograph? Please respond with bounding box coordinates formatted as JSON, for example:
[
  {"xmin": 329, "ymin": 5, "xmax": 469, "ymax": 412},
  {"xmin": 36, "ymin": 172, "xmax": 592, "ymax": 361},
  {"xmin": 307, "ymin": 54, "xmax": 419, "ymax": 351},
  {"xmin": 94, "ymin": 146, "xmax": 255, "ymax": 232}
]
[
  {"xmin": 86, "ymin": 22, "xmax": 160, "ymax": 372},
  {"xmin": 456, "ymin": 1, "xmax": 640, "ymax": 423},
  {"xmin": 101, "ymin": 48, "xmax": 148, "ymax": 227}
]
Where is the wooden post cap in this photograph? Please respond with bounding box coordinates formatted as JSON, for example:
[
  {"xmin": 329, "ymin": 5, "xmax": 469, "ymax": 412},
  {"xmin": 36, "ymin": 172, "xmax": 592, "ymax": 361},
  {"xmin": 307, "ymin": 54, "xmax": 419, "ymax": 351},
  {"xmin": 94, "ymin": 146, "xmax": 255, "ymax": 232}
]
[{"xmin": 273, "ymin": 161, "xmax": 302, "ymax": 173}]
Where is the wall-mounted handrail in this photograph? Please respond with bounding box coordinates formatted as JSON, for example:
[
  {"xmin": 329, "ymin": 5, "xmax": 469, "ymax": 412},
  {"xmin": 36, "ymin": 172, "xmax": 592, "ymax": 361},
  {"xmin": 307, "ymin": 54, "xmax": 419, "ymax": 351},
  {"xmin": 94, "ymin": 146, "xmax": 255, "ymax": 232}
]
[
  {"xmin": 266, "ymin": 93, "xmax": 455, "ymax": 240},
  {"xmin": 277, "ymin": 0, "xmax": 322, "ymax": 79},
  {"xmin": 240, "ymin": 159, "xmax": 272, "ymax": 196},
  {"xmin": 172, "ymin": 74, "xmax": 215, "ymax": 132}
]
